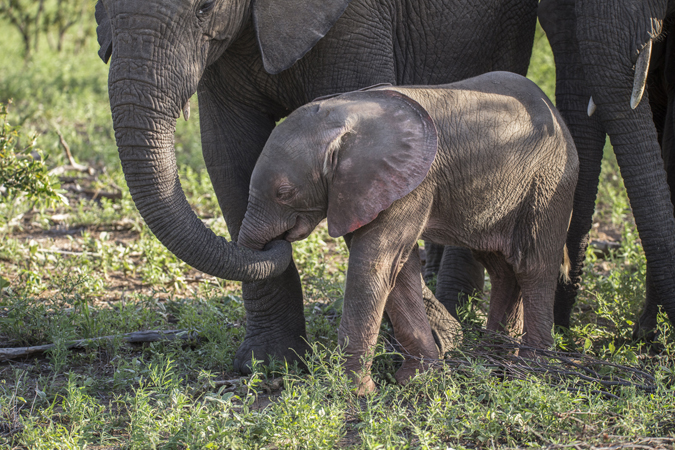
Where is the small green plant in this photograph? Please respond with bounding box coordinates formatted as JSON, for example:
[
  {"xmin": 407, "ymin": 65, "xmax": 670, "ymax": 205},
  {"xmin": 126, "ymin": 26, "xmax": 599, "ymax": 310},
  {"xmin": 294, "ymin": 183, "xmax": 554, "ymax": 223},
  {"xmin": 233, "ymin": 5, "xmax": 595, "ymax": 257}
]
[{"xmin": 0, "ymin": 101, "xmax": 66, "ymax": 238}]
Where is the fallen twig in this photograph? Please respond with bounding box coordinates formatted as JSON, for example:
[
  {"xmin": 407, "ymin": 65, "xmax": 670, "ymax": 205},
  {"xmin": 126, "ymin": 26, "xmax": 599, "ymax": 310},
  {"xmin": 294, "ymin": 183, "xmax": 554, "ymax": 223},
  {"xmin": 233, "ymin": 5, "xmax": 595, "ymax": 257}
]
[
  {"xmin": 61, "ymin": 183, "xmax": 122, "ymax": 200},
  {"xmin": 385, "ymin": 327, "xmax": 658, "ymax": 398},
  {"xmin": 37, "ymin": 248, "xmax": 101, "ymax": 257},
  {"xmin": 49, "ymin": 164, "xmax": 94, "ymax": 176},
  {"xmin": 0, "ymin": 329, "xmax": 200, "ymax": 362},
  {"xmin": 51, "ymin": 128, "xmax": 95, "ymax": 175}
]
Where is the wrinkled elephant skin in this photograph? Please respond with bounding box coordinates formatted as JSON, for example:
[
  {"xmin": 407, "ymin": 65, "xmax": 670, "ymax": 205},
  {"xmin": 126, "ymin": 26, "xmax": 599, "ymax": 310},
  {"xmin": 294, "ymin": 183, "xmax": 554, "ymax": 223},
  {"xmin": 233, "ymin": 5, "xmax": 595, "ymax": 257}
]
[
  {"xmin": 96, "ymin": 0, "xmax": 538, "ymax": 372},
  {"xmin": 539, "ymin": 0, "xmax": 675, "ymax": 337},
  {"xmin": 238, "ymin": 73, "xmax": 579, "ymax": 388}
]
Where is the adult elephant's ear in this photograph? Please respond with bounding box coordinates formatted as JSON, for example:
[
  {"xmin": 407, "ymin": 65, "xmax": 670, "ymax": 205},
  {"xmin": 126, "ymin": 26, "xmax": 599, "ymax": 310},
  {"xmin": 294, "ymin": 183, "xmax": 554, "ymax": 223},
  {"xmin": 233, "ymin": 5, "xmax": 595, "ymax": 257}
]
[
  {"xmin": 323, "ymin": 90, "xmax": 438, "ymax": 238},
  {"xmin": 95, "ymin": 1, "xmax": 112, "ymax": 64},
  {"xmin": 253, "ymin": 0, "xmax": 351, "ymax": 75}
]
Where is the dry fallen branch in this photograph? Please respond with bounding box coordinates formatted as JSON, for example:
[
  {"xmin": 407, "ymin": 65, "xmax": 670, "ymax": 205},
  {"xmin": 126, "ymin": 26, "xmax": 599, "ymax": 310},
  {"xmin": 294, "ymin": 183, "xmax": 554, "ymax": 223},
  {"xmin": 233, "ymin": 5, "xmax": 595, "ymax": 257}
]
[
  {"xmin": 62, "ymin": 183, "xmax": 122, "ymax": 200},
  {"xmin": 385, "ymin": 327, "xmax": 657, "ymax": 399},
  {"xmin": 545, "ymin": 437, "xmax": 675, "ymax": 450},
  {"xmin": 48, "ymin": 164, "xmax": 94, "ymax": 176},
  {"xmin": 51, "ymin": 128, "xmax": 95, "ymax": 175},
  {"xmin": 37, "ymin": 248, "xmax": 101, "ymax": 257},
  {"xmin": 0, "ymin": 329, "xmax": 200, "ymax": 362}
]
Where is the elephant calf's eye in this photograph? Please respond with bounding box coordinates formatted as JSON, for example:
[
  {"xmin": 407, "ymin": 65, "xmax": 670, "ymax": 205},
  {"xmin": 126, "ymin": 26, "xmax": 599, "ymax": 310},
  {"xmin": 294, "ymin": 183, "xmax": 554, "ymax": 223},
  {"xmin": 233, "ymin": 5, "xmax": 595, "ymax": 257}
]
[
  {"xmin": 276, "ymin": 186, "xmax": 296, "ymax": 202},
  {"xmin": 197, "ymin": 0, "xmax": 215, "ymax": 16}
]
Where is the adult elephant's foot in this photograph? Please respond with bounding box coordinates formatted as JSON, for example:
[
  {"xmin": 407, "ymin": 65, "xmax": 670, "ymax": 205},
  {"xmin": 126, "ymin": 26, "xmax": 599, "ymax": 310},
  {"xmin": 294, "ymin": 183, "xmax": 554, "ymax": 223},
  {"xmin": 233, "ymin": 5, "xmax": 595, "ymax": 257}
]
[
  {"xmin": 553, "ymin": 277, "xmax": 578, "ymax": 329},
  {"xmin": 433, "ymin": 246, "xmax": 484, "ymax": 319},
  {"xmin": 632, "ymin": 271, "xmax": 659, "ymax": 342},
  {"xmin": 422, "ymin": 281, "xmax": 463, "ymax": 356},
  {"xmin": 234, "ymin": 260, "xmax": 311, "ymax": 374}
]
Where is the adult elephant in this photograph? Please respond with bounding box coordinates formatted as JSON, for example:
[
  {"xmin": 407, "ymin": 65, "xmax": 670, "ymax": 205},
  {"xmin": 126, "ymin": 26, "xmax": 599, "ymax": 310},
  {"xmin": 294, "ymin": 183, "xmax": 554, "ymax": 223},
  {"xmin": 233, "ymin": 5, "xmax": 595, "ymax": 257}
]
[
  {"xmin": 96, "ymin": 0, "xmax": 538, "ymax": 373},
  {"xmin": 539, "ymin": 0, "xmax": 675, "ymax": 336}
]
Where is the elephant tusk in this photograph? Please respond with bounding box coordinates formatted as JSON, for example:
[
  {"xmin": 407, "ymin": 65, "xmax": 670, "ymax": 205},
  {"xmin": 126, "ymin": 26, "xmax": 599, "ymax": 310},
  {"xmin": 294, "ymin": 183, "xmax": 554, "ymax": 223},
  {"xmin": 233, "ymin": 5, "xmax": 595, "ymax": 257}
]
[
  {"xmin": 587, "ymin": 96, "xmax": 597, "ymax": 117},
  {"xmin": 183, "ymin": 99, "xmax": 191, "ymax": 121},
  {"xmin": 630, "ymin": 40, "xmax": 652, "ymax": 110}
]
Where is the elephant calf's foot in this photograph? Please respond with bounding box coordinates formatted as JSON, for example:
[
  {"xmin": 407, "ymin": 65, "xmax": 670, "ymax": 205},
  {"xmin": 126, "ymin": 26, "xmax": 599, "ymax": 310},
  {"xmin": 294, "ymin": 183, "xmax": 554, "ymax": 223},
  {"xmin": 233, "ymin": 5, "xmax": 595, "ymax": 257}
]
[
  {"xmin": 233, "ymin": 335, "xmax": 312, "ymax": 374},
  {"xmin": 394, "ymin": 358, "xmax": 435, "ymax": 385},
  {"xmin": 348, "ymin": 373, "xmax": 377, "ymax": 396},
  {"xmin": 422, "ymin": 283, "xmax": 463, "ymax": 355}
]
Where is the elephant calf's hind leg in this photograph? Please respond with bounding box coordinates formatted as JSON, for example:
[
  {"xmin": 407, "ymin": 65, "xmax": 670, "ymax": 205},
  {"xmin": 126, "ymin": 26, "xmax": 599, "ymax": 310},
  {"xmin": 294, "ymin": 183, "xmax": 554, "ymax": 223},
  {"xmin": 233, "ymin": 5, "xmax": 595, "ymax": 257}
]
[{"xmin": 384, "ymin": 248, "xmax": 441, "ymax": 385}]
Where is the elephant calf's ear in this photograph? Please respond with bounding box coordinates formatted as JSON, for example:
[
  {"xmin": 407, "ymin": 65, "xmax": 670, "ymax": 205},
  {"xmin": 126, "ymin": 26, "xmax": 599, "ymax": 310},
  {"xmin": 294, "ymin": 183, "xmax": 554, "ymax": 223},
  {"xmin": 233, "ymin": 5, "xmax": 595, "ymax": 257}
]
[
  {"xmin": 95, "ymin": 1, "xmax": 113, "ymax": 64},
  {"xmin": 326, "ymin": 90, "xmax": 438, "ymax": 237},
  {"xmin": 253, "ymin": 0, "xmax": 351, "ymax": 74}
]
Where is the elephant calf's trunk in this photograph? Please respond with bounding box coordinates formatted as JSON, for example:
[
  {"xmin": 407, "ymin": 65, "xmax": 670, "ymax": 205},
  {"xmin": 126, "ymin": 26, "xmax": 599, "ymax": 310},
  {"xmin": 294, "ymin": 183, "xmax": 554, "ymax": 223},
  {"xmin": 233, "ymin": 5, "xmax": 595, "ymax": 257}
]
[{"xmin": 238, "ymin": 218, "xmax": 269, "ymax": 251}]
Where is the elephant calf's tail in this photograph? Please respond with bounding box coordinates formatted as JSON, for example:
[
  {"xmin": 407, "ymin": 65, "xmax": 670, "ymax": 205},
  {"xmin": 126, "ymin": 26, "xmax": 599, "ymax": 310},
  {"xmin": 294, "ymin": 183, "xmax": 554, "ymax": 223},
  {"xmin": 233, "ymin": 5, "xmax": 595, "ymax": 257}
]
[{"xmin": 559, "ymin": 244, "xmax": 571, "ymax": 283}]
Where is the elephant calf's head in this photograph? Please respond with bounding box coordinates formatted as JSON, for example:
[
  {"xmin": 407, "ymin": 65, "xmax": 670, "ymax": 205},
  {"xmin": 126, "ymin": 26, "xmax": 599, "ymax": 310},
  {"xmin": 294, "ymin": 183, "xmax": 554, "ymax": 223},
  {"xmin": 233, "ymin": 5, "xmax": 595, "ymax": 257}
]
[{"xmin": 238, "ymin": 89, "xmax": 438, "ymax": 250}]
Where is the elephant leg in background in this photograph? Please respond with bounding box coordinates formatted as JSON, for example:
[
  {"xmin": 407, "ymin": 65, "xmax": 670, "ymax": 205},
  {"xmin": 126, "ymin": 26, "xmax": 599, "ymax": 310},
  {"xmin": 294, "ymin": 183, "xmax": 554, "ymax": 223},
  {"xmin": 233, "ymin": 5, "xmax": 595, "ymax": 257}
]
[
  {"xmin": 607, "ymin": 104, "xmax": 675, "ymax": 335},
  {"xmin": 434, "ymin": 246, "xmax": 485, "ymax": 320},
  {"xmin": 422, "ymin": 242, "xmax": 444, "ymax": 284},
  {"xmin": 540, "ymin": 0, "xmax": 607, "ymax": 329},
  {"xmin": 552, "ymin": 114, "xmax": 605, "ymax": 328},
  {"xmin": 572, "ymin": 1, "xmax": 675, "ymax": 334},
  {"xmin": 629, "ymin": 46, "xmax": 673, "ymax": 338},
  {"xmin": 198, "ymin": 74, "xmax": 310, "ymax": 374},
  {"xmin": 384, "ymin": 246, "xmax": 440, "ymax": 385},
  {"xmin": 642, "ymin": 74, "xmax": 675, "ymax": 336},
  {"xmin": 421, "ymin": 281, "xmax": 463, "ymax": 356}
]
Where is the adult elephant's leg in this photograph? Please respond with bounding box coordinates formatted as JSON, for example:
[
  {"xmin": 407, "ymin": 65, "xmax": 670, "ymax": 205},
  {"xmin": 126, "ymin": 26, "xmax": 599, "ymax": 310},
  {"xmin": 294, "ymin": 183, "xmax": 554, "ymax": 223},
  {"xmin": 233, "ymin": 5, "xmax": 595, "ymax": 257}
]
[
  {"xmin": 575, "ymin": 1, "xmax": 675, "ymax": 332},
  {"xmin": 553, "ymin": 115, "xmax": 605, "ymax": 328},
  {"xmin": 198, "ymin": 72, "xmax": 310, "ymax": 373},
  {"xmin": 539, "ymin": 0, "xmax": 606, "ymax": 328},
  {"xmin": 607, "ymin": 102, "xmax": 675, "ymax": 334},
  {"xmin": 434, "ymin": 246, "xmax": 484, "ymax": 319},
  {"xmin": 632, "ymin": 41, "xmax": 672, "ymax": 338},
  {"xmin": 639, "ymin": 87, "xmax": 675, "ymax": 336}
]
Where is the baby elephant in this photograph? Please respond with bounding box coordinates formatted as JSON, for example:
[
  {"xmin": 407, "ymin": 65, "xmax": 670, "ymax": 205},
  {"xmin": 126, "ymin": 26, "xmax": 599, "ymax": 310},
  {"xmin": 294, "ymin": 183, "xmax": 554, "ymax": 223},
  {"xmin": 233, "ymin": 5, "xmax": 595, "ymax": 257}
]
[{"xmin": 238, "ymin": 71, "xmax": 578, "ymax": 393}]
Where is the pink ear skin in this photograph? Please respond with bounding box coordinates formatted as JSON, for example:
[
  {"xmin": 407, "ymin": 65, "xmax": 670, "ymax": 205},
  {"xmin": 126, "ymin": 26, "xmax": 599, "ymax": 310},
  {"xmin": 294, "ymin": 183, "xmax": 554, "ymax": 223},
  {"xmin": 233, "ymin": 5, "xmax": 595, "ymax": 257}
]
[{"xmin": 324, "ymin": 90, "xmax": 438, "ymax": 238}]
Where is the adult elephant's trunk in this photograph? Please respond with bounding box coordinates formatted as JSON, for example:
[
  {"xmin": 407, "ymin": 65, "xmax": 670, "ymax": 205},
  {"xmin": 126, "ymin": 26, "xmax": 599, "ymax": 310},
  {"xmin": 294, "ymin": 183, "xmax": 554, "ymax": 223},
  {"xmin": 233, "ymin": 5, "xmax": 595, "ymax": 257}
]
[{"xmin": 108, "ymin": 79, "xmax": 291, "ymax": 283}]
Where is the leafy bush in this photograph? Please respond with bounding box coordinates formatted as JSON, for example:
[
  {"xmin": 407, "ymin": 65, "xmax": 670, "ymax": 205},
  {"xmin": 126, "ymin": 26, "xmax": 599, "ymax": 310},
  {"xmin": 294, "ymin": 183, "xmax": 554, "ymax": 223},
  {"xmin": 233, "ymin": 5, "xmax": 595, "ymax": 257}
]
[{"xmin": 0, "ymin": 101, "xmax": 66, "ymax": 233}]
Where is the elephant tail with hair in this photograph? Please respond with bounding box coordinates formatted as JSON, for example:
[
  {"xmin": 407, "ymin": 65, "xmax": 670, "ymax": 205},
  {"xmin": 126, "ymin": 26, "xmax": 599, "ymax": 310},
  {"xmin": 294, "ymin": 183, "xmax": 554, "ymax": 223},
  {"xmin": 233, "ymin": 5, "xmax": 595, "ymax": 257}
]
[
  {"xmin": 559, "ymin": 210, "xmax": 573, "ymax": 283},
  {"xmin": 559, "ymin": 244, "xmax": 571, "ymax": 283}
]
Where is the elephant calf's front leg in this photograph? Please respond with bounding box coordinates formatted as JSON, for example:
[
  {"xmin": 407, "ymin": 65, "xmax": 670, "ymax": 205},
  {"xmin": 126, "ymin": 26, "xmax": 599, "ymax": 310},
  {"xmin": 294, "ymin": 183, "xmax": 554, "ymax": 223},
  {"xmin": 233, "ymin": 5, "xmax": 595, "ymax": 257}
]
[
  {"xmin": 338, "ymin": 253, "xmax": 396, "ymax": 395},
  {"xmin": 338, "ymin": 205, "xmax": 429, "ymax": 394}
]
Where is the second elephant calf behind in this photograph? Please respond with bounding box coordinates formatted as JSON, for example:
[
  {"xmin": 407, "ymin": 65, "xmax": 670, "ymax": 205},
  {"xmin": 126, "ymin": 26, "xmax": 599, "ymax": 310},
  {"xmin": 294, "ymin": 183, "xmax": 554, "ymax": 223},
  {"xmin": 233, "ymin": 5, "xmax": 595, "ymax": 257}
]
[{"xmin": 238, "ymin": 72, "xmax": 579, "ymax": 393}]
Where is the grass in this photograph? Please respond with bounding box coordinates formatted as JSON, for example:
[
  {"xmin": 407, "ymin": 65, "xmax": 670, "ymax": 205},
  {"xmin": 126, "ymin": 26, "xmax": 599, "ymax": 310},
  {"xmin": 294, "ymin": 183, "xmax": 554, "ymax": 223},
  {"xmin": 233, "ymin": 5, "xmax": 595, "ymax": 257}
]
[{"xmin": 0, "ymin": 15, "xmax": 674, "ymax": 449}]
